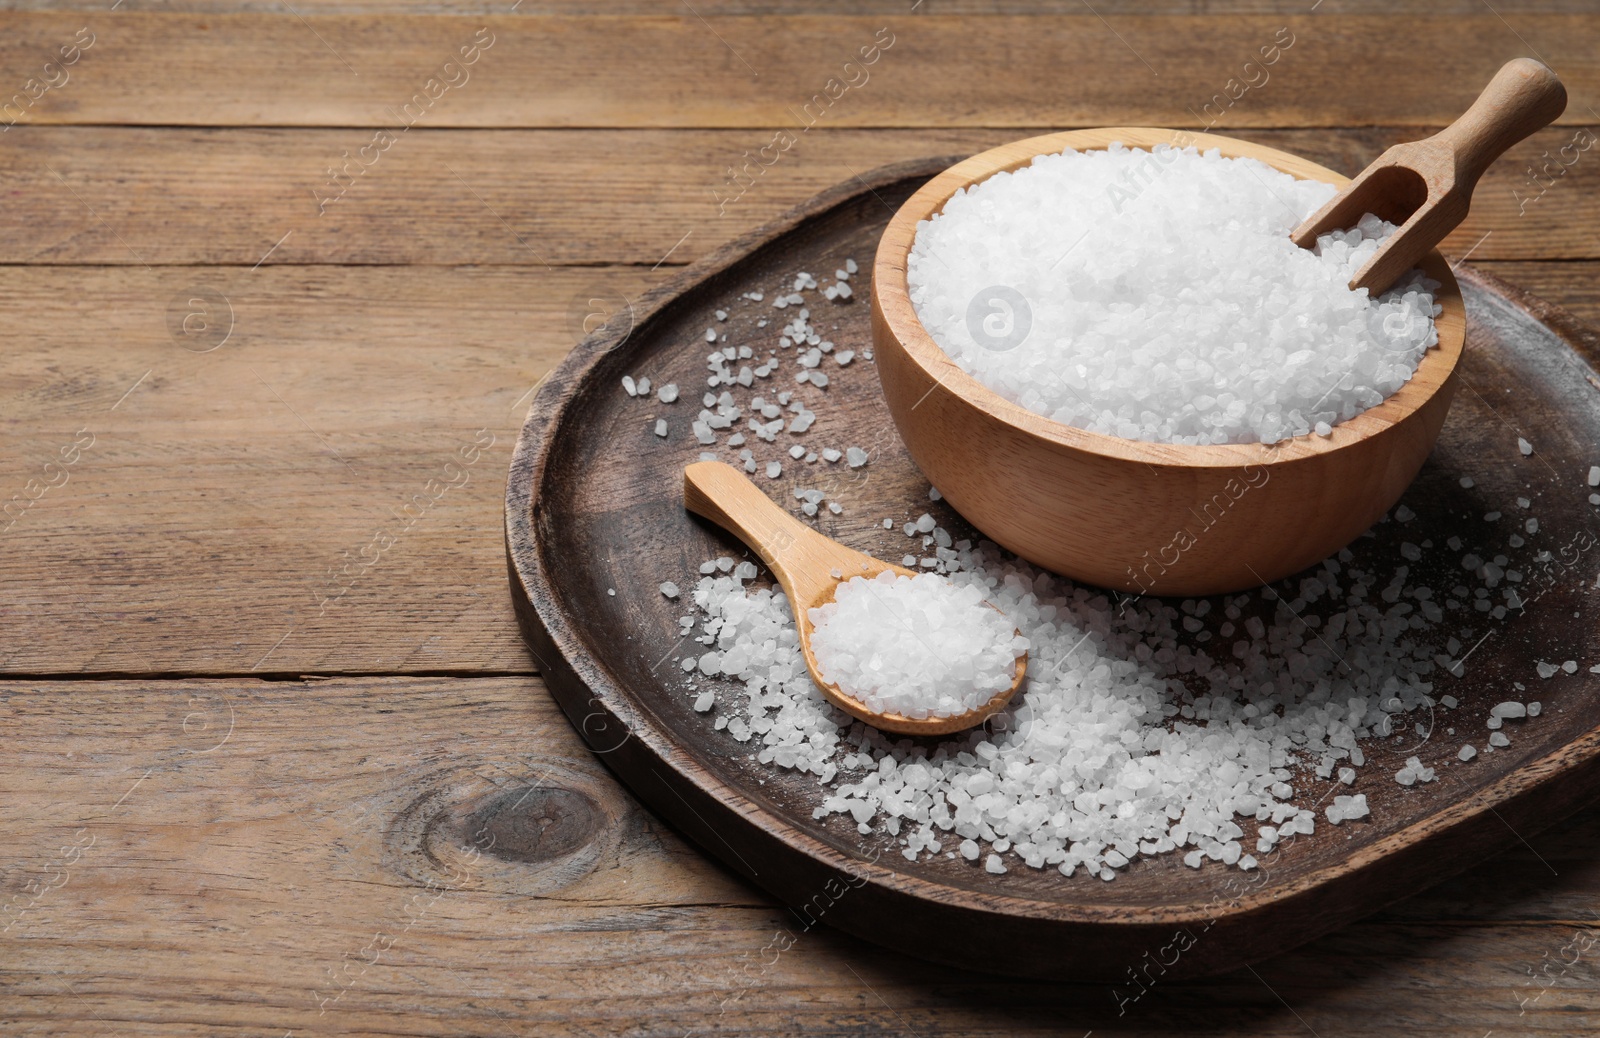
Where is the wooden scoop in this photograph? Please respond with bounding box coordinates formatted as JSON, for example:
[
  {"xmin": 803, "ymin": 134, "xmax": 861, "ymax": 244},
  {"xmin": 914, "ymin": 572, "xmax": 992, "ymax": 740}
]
[
  {"xmin": 682, "ymin": 460, "xmax": 1027, "ymax": 737},
  {"xmin": 1291, "ymin": 57, "xmax": 1567, "ymax": 295}
]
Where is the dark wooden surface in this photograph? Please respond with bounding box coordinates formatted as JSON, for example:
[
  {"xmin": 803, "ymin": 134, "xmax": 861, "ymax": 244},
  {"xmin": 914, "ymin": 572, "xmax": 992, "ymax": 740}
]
[
  {"xmin": 508, "ymin": 158, "xmax": 1600, "ymax": 982},
  {"xmin": 4, "ymin": 2, "xmax": 1600, "ymax": 1034}
]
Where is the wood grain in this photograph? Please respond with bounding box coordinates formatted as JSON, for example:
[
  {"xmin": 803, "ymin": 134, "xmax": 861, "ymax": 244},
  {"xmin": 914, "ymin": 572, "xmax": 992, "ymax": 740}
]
[
  {"xmin": 5, "ymin": 675, "xmax": 1600, "ymax": 1037},
  {"xmin": 2, "ymin": 126, "xmax": 1596, "ymax": 267},
  {"xmin": 0, "ymin": 264, "xmax": 654, "ymax": 676},
  {"xmin": 0, "ymin": 14, "xmax": 1594, "ymax": 129},
  {"xmin": 1, "ymin": 257, "xmax": 1596, "ymax": 679},
  {"xmin": 5, "ymin": 1, "xmax": 1597, "ymax": 13}
]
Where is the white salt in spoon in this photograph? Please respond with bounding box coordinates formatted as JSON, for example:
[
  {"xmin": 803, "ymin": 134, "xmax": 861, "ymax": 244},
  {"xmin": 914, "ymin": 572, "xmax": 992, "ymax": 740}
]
[{"xmin": 683, "ymin": 460, "xmax": 1027, "ymax": 736}]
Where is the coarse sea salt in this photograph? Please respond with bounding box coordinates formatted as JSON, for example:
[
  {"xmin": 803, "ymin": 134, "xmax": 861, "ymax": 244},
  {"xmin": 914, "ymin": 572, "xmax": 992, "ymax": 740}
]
[
  {"xmin": 682, "ymin": 532, "xmax": 1463, "ymax": 877},
  {"xmin": 808, "ymin": 572, "xmax": 1026, "ymax": 719},
  {"xmin": 906, "ymin": 144, "xmax": 1441, "ymax": 445},
  {"xmin": 647, "ymin": 261, "xmax": 1574, "ymax": 881}
]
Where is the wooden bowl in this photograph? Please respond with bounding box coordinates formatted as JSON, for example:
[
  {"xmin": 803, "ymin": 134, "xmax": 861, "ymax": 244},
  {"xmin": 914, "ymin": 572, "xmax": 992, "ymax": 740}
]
[{"xmin": 871, "ymin": 128, "xmax": 1467, "ymax": 596}]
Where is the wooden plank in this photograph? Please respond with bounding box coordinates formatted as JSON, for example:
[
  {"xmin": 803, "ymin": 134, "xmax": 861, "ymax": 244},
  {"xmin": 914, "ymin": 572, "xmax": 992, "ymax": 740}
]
[
  {"xmin": 0, "ymin": 13, "xmax": 1594, "ymax": 129},
  {"xmin": 1479, "ymin": 261, "xmax": 1600, "ymax": 328},
  {"xmin": 0, "ymin": 265, "xmax": 656, "ymax": 676},
  {"xmin": 4, "ymin": 126, "xmax": 1598, "ymax": 268},
  {"xmin": 1, "ymin": 257, "xmax": 1596, "ymax": 678},
  {"xmin": 2, "ymin": 674, "xmax": 1600, "ymax": 1037},
  {"xmin": 3, "ymin": 1, "xmax": 1597, "ymax": 13}
]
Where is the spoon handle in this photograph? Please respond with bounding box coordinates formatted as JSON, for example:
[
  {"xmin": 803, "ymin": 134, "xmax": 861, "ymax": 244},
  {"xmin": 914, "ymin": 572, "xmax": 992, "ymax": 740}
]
[
  {"xmin": 682, "ymin": 461, "xmax": 844, "ymax": 603},
  {"xmin": 1431, "ymin": 58, "xmax": 1567, "ymax": 186}
]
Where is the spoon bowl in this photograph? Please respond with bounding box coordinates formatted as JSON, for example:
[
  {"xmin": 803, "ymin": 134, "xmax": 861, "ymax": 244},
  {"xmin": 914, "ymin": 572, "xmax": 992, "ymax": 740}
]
[{"xmin": 682, "ymin": 460, "xmax": 1027, "ymax": 737}]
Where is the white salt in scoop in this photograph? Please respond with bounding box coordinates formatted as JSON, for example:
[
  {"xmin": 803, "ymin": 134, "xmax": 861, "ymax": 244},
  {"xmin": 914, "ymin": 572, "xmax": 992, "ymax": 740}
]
[
  {"xmin": 682, "ymin": 460, "xmax": 1027, "ymax": 735},
  {"xmin": 809, "ymin": 571, "xmax": 1028, "ymax": 720}
]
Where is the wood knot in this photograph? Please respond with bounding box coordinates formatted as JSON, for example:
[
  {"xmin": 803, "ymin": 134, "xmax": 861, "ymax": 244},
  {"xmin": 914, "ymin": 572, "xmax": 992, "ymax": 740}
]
[
  {"xmin": 384, "ymin": 759, "xmax": 626, "ymax": 896},
  {"xmin": 465, "ymin": 786, "xmax": 601, "ymax": 864}
]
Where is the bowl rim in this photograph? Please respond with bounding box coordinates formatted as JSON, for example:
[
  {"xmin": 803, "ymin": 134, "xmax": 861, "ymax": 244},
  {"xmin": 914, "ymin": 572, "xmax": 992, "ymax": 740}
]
[{"xmin": 871, "ymin": 127, "xmax": 1467, "ymax": 469}]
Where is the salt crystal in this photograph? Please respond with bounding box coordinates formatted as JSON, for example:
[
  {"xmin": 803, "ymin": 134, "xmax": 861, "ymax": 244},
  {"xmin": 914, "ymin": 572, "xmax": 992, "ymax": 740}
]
[
  {"xmin": 1459, "ymin": 744, "xmax": 1477, "ymax": 761},
  {"xmin": 694, "ymin": 692, "xmax": 715, "ymax": 712},
  {"xmin": 906, "ymin": 145, "xmax": 1440, "ymax": 445},
  {"xmin": 1326, "ymin": 794, "xmax": 1369, "ymax": 824},
  {"xmin": 846, "ymin": 447, "xmax": 868, "ymax": 468},
  {"xmin": 654, "ymin": 419, "xmax": 668, "ymax": 438},
  {"xmin": 660, "ymin": 581, "xmax": 680, "ymax": 599},
  {"xmin": 1459, "ymin": 477, "xmax": 1475, "ymax": 489},
  {"xmin": 658, "ymin": 383, "xmax": 679, "ymax": 403},
  {"xmin": 766, "ymin": 461, "xmax": 781, "ymax": 479},
  {"xmin": 1519, "ymin": 438, "xmax": 1533, "ymax": 456}
]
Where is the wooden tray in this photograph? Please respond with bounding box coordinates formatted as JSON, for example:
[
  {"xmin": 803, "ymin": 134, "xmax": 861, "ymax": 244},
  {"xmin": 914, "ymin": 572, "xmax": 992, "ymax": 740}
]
[{"xmin": 506, "ymin": 157, "xmax": 1600, "ymax": 981}]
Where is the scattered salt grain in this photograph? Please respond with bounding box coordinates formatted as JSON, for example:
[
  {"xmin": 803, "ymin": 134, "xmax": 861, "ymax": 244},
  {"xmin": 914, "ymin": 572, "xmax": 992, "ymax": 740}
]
[
  {"xmin": 660, "ymin": 581, "xmax": 680, "ymax": 599},
  {"xmin": 1459, "ymin": 745, "xmax": 1477, "ymax": 761},
  {"xmin": 1459, "ymin": 476, "xmax": 1475, "ymax": 489},
  {"xmin": 658, "ymin": 383, "xmax": 680, "ymax": 403},
  {"xmin": 654, "ymin": 419, "xmax": 668, "ymax": 437},
  {"xmin": 846, "ymin": 447, "xmax": 868, "ymax": 468},
  {"xmin": 1519, "ymin": 438, "xmax": 1534, "ymax": 456},
  {"xmin": 693, "ymin": 692, "xmax": 715, "ymax": 712},
  {"xmin": 1326, "ymin": 794, "xmax": 1369, "ymax": 824},
  {"xmin": 766, "ymin": 461, "xmax": 781, "ymax": 479}
]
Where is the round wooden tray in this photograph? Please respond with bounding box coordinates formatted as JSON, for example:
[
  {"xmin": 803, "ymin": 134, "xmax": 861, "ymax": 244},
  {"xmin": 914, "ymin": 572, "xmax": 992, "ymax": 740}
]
[{"xmin": 506, "ymin": 157, "xmax": 1600, "ymax": 980}]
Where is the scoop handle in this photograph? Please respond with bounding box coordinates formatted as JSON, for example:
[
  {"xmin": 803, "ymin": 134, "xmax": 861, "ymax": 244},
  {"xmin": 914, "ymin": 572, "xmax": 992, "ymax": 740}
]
[
  {"xmin": 682, "ymin": 461, "xmax": 842, "ymax": 603},
  {"xmin": 1432, "ymin": 58, "xmax": 1567, "ymax": 184}
]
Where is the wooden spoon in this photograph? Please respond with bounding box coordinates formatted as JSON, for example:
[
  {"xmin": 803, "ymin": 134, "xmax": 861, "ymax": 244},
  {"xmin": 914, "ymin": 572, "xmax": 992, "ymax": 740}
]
[
  {"xmin": 1290, "ymin": 57, "xmax": 1567, "ymax": 295},
  {"xmin": 682, "ymin": 460, "xmax": 1027, "ymax": 737}
]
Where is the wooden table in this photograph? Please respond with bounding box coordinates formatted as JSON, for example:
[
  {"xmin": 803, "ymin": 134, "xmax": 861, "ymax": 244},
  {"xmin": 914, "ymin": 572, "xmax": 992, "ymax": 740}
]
[{"xmin": 3, "ymin": 3, "xmax": 1598, "ymax": 1034}]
